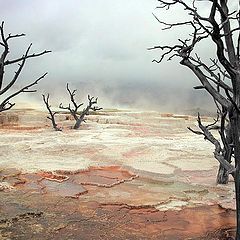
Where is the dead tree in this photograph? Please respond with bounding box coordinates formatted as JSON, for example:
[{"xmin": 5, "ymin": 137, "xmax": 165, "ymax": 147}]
[
  {"xmin": 59, "ymin": 84, "xmax": 102, "ymax": 129},
  {"xmin": 150, "ymin": 1, "xmax": 240, "ymax": 238},
  {"xmin": 42, "ymin": 94, "xmax": 62, "ymax": 131},
  {"xmin": 73, "ymin": 95, "xmax": 102, "ymax": 129},
  {"xmin": 59, "ymin": 83, "xmax": 83, "ymax": 121},
  {"xmin": 0, "ymin": 21, "xmax": 50, "ymax": 112}
]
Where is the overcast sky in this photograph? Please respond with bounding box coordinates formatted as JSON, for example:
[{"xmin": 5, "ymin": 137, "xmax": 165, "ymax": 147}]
[{"xmin": 1, "ymin": 0, "xmax": 216, "ymax": 112}]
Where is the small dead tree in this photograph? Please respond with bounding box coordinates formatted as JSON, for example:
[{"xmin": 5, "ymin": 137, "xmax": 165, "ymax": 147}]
[
  {"xmin": 42, "ymin": 94, "xmax": 62, "ymax": 131},
  {"xmin": 150, "ymin": 1, "xmax": 240, "ymax": 238},
  {"xmin": 59, "ymin": 83, "xmax": 102, "ymax": 129},
  {"xmin": 59, "ymin": 83, "xmax": 84, "ymax": 121},
  {"xmin": 73, "ymin": 95, "xmax": 102, "ymax": 129},
  {"xmin": 0, "ymin": 21, "xmax": 50, "ymax": 112}
]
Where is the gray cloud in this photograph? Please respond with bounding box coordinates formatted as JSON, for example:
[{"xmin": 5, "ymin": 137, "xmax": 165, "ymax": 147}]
[{"xmin": 1, "ymin": 0, "xmax": 219, "ymax": 113}]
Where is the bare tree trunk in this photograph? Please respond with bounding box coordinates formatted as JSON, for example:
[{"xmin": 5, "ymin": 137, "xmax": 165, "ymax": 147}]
[
  {"xmin": 72, "ymin": 95, "xmax": 102, "ymax": 130},
  {"xmin": 235, "ymin": 174, "xmax": 240, "ymax": 239},
  {"xmin": 216, "ymin": 164, "xmax": 229, "ymax": 184},
  {"xmin": 42, "ymin": 94, "xmax": 62, "ymax": 131},
  {"xmin": 217, "ymin": 145, "xmax": 233, "ymax": 184},
  {"xmin": 217, "ymin": 131, "xmax": 231, "ymax": 184},
  {"xmin": 150, "ymin": 1, "xmax": 240, "ymax": 235},
  {"xmin": 73, "ymin": 113, "xmax": 85, "ymax": 129},
  {"xmin": 230, "ymin": 112, "xmax": 240, "ymax": 239},
  {"xmin": 59, "ymin": 85, "xmax": 102, "ymax": 129}
]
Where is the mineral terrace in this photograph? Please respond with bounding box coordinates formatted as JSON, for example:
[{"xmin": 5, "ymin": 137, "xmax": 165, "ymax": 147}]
[{"xmin": 0, "ymin": 109, "xmax": 236, "ymax": 239}]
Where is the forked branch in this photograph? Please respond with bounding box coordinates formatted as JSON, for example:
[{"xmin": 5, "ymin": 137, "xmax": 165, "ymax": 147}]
[
  {"xmin": 59, "ymin": 83, "xmax": 83, "ymax": 121},
  {"xmin": 0, "ymin": 21, "xmax": 51, "ymax": 111},
  {"xmin": 188, "ymin": 113, "xmax": 235, "ymax": 176},
  {"xmin": 73, "ymin": 95, "xmax": 103, "ymax": 129},
  {"xmin": 0, "ymin": 73, "xmax": 47, "ymax": 112}
]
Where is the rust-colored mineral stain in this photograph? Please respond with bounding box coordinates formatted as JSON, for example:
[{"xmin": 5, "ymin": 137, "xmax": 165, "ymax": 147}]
[
  {"xmin": 57, "ymin": 166, "xmax": 138, "ymax": 187},
  {"xmin": 0, "ymin": 167, "xmax": 237, "ymax": 239},
  {"xmin": 14, "ymin": 173, "xmax": 48, "ymax": 194},
  {"xmin": 13, "ymin": 166, "xmax": 137, "ymax": 197},
  {"xmin": 14, "ymin": 172, "xmax": 87, "ymax": 198},
  {"xmin": 40, "ymin": 179, "xmax": 88, "ymax": 198},
  {"xmin": 96, "ymin": 203, "xmax": 235, "ymax": 239},
  {"xmin": 37, "ymin": 171, "xmax": 69, "ymax": 182}
]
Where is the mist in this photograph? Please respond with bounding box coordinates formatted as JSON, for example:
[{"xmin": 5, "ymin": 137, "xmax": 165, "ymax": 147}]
[{"xmin": 1, "ymin": 0, "xmax": 217, "ymax": 113}]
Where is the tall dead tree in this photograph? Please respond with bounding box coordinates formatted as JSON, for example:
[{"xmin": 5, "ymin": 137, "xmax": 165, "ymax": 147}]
[
  {"xmin": 0, "ymin": 21, "xmax": 50, "ymax": 112},
  {"xmin": 150, "ymin": 1, "xmax": 240, "ymax": 238},
  {"xmin": 59, "ymin": 83, "xmax": 102, "ymax": 129}
]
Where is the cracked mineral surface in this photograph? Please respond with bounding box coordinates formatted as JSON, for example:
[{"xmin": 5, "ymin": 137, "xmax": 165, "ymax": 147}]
[{"xmin": 0, "ymin": 109, "xmax": 237, "ymax": 239}]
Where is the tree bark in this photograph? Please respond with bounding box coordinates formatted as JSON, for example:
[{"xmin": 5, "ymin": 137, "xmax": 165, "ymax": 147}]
[
  {"xmin": 216, "ymin": 164, "xmax": 229, "ymax": 184},
  {"xmin": 235, "ymin": 173, "xmax": 240, "ymax": 240},
  {"xmin": 73, "ymin": 114, "xmax": 85, "ymax": 129},
  {"xmin": 231, "ymin": 113, "xmax": 240, "ymax": 239},
  {"xmin": 151, "ymin": 1, "xmax": 240, "ymax": 236},
  {"xmin": 73, "ymin": 108, "xmax": 89, "ymax": 129},
  {"xmin": 229, "ymin": 84, "xmax": 240, "ymax": 239}
]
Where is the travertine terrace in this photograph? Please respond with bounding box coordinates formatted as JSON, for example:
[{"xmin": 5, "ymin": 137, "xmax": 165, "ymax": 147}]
[{"xmin": 0, "ymin": 109, "xmax": 236, "ymax": 239}]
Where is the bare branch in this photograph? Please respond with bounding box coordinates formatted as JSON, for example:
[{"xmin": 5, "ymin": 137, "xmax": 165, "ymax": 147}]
[
  {"xmin": 190, "ymin": 55, "xmax": 233, "ymax": 93},
  {"xmin": 180, "ymin": 58, "xmax": 231, "ymax": 108},
  {"xmin": 148, "ymin": 45, "xmax": 182, "ymax": 63},
  {"xmin": 209, "ymin": 58, "xmax": 231, "ymax": 80},
  {"xmin": 0, "ymin": 43, "xmax": 32, "ymax": 95},
  {"xmin": 0, "ymin": 73, "xmax": 47, "ymax": 112},
  {"xmin": 206, "ymin": 114, "xmax": 220, "ymax": 129},
  {"xmin": 152, "ymin": 13, "xmax": 194, "ymax": 30},
  {"xmin": 4, "ymin": 50, "xmax": 51, "ymax": 66},
  {"xmin": 0, "ymin": 22, "xmax": 51, "ymax": 112},
  {"xmin": 59, "ymin": 83, "xmax": 83, "ymax": 121},
  {"xmin": 5, "ymin": 33, "xmax": 25, "ymax": 41},
  {"xmin": 189, "ymin": 113, "xmax": 236, "ymax": 176},
  {"xmin": 187, "ymin": 127, "xmax": 204, "ymax": 135}
]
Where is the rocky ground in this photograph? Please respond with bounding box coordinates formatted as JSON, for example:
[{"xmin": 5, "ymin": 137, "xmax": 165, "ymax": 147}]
[{"xmin": 0, "ymin": 109, "xmax": 237, "ymax": 239}]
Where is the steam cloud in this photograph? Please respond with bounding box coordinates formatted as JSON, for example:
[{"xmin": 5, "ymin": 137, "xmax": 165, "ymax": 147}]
[{"xmin": 1, "ymin": 0, "xmax": 216, "ymax": 113}]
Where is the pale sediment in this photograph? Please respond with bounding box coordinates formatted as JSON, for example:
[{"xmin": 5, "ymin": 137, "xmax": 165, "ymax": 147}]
[{"xmin": 0, "ymin": 109, "xmax": 236, "ymax": 239}]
